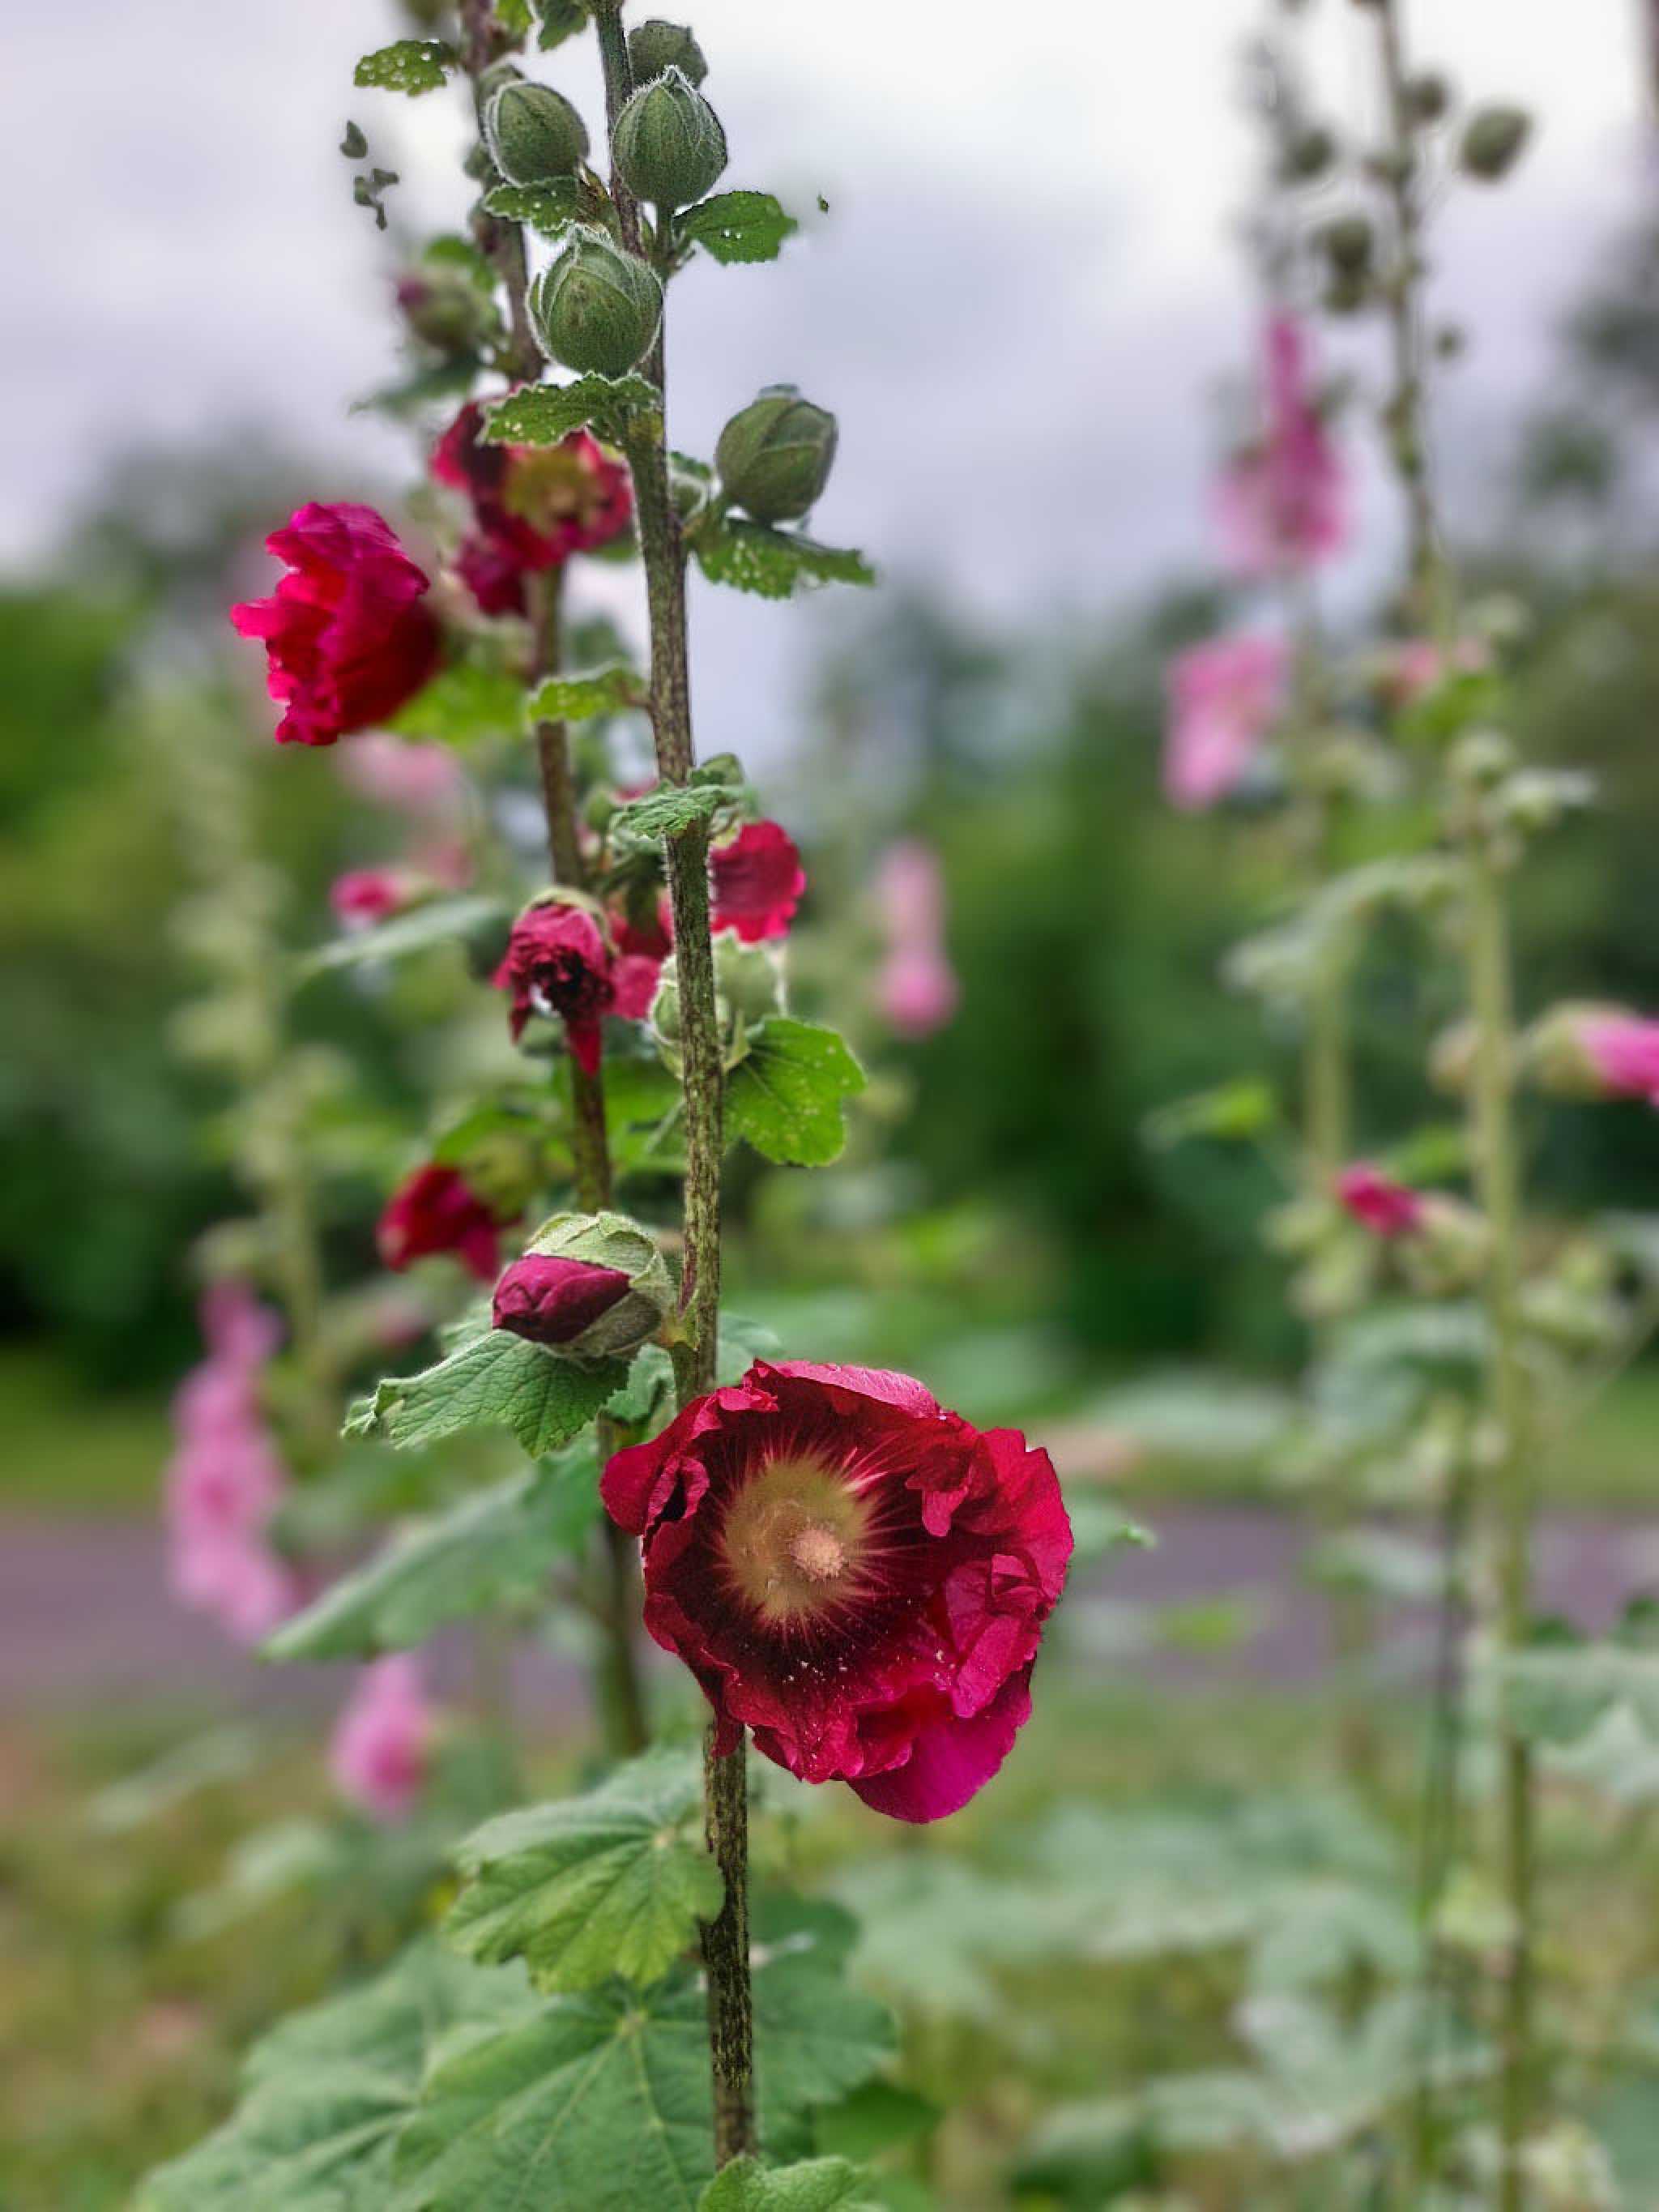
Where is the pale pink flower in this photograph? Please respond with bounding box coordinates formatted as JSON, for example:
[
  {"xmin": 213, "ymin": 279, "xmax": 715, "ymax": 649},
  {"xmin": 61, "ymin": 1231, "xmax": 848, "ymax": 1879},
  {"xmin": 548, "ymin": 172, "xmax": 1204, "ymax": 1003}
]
[
  {"xmin": 879, "ymin": 950, "xmax": 962, "ymax": 1038},
  {"xmin": 1582, "ymin": 1016, "xmax": 1659, "ymax": 1105},
  {"xmin": 330, "ymin": 866, "xmax": 422, "ymax": 930},
  {"xmin": 1163, "ymin": 634, "xmax": 1287, "ymax": 810},
  {"xmin": 1215, "ymin": 314, "xmax": 1348, "ymax": 576},
  {"xmin": 336, "ymin": 732, "xmax": 465, "ymax": 819},
  {"xmin": 329, "ymin": 1656, "xmax": 433, "ymax": 1823},
  {"xmin": 1336, "ymin": 1163, "xmax": 1426, "ymax": 1238},
  {"xmin": 1377, "ymin": 635, "xmax": 1491, "ymax": 707},
  {"xmin": 874, "ymin": 841, "xmax": 959, "ymax": 1039}
]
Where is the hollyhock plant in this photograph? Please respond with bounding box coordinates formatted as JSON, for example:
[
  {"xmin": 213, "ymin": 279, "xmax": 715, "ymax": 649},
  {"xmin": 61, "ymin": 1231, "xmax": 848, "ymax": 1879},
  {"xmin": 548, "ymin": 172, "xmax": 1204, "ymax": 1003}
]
[
  {"xmin": 1336, "ymin": 1162, "xmax": 1427, "ymax": 1237},
  {"xmin": 1163, "ymin": 634, "xmax": 1287, "ymax": 809},
  {"xmin": 432, "ymin": 403, "xmax": 633, "ymax": 614},
  {"xmin": 329, "ymin": 1655, "xmax": 433, "ymax": 1824},
  {"xmin": 493, "ymin": 896, "xmax": 661, "ymax": 1071},
  {"xmin": 709, "ymin": 820, "xmax": 805, "ymax": 943},
  {"xmin": 601, "ymin": 1360, "xmax": 1073, "ymax": 1822},
  {"xmin": 1215, "ymin": 312, "xmax": 1348, "ymax": 576},
  {"xmin": 377, "ymin": 1162, "xmax": 511, "ymax": 1283},
  {"xmin": 230, "ymin": 502, "xmax": 441, "ymax": 746},
  {"xmin": 875, "ymin": 840, "xmax": 959, "ymax": 1039}
]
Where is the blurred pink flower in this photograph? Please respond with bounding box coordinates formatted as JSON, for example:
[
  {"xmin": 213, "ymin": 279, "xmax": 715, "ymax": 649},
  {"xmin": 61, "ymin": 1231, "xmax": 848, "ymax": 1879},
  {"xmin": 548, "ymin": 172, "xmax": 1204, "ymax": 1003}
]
[
  {"xmin": 874, "ymin": 841, "xmax": 959, "ymax": 1038},
  {"xmin": 1215, "ymin": 314, "xmax": 1348, "ymax": 577},
  {"xmin": 1163, "ymin": 634, "xmax": 1287, "ymax": 809},
  {"xmin": 1377, "ymin": 635, "xmax": 1491, "ymax": 707},
  {"xmin": 329, "ymin": 1656, "xmax": 433, "ymax": 1823},
  {"xmin": 330, "ymin": 866, "xmax": 421, "ymax": 930},
  {"xmin": 1336, "ymin": 1163, "xmax": 1426, "ymax": 1238},
  {"xmin": 1582, "ymin": 1015, "xmax": 1659, "ymax": 1105},
  {"xmin": 336, "ymin": 732, "xmax": 465, "ymax": 819}
]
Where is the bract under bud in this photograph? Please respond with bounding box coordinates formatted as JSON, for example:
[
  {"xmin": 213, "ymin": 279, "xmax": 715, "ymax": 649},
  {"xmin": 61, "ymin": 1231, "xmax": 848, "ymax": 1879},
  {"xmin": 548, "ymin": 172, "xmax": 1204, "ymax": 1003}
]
[
  {"xmin": 1461, "ymin": 105, "xmax": 1531, "ymax": 182},
  {"xmin": 531, "ymin": 230, "xmax": 663, "ymax": 376},
  {"xmin": 715, "ymin": 386, "xmax": 838, "ymax": 524},
  {"xmin": 612, "ymin": 66, "xmax": 727, "ymax": 210},
  {"xmin": 628, "ymin": 19, "xmax": 709, "ymax": 88},
  {"xmin": 484, "ymin": 80, "xmax": 591, "ymax": 187},
  {"xmin": 495, "ymin": 1210, "xmax": 672, "ymax": 1360}
]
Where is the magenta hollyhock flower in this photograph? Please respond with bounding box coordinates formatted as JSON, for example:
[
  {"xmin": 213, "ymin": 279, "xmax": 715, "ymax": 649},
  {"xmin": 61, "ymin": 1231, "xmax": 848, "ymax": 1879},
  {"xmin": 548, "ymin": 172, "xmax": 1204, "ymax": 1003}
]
[
  {"xmin": 875, "ymin": 841, "xmax": 959, "ymax": 1039},
  {"xmin": 377, "ymin": 1163, "xmax": 510, "ymax": 1283},
  {"xmin": 1336, "ymin": 1163, "xmax": 1427, "ymax": 1237},
  {"xmin": 330, "ymin": 866, "xmax": 422, "ymax": 931},
  {"xmin": 710, "ymin": 821, "xmax": 806, "ymax": 944},
  {"xmin": 329, "ymin": 1656, "xmax": 433, "ymax": 1824},
  {"xmin": 1215, "ymin": 314, "xmax": 1348, "ymax": 577},
  {"xmin": 1163, "ymin": 634, "xmax": 1287, "ymax": 809},
  {"xmin": 1581, "ymin": 1016, "xmax": 1659, "ymax": 1104},
  {"xmin": 493, "ymin": 899, "xmax": 660, "ymax": 1072},
  {"xmin": 492, "ymin": 1253, "xmax": 632, "ymax": 1346},
  {"xmin": 433, "ymin": 404, "xmax": 633, "ymax": 614},
  {"xmin": 602, "ymin": 1361, "xmax": 1073, "ymax": 1823},
  {"xmin": 230, "ymin": 502, "xmax": 441, "ymax": 746}
]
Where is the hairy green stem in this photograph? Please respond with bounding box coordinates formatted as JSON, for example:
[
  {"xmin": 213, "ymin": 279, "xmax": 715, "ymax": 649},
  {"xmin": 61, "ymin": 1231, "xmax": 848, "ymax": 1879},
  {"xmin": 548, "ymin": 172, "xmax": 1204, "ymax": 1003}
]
[{"xmin": 591, "ymin": 15, "xmax": 753, "ymax": 2163}]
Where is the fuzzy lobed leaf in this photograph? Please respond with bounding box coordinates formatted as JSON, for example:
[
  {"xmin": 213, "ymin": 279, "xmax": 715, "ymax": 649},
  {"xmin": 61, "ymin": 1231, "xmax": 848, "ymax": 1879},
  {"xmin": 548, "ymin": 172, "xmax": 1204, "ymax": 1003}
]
[
  {"xmin": 691, "ymin": 518, "xmax": 875, "ymax": 601},
  {"xmin": 678, "ymin": 192, "xmax": 798, "ymax": 265},
  {"xmin": 348, "ymin": 1331, "xmax": 628, "ymax": 1458},
  {"xmin": 612, "ymin": 782, "xmax": 726, "ymax": 841},
  {"xmin": 483, "ymin": 178, "xmax": 587, "ymax": 239},
  {"xmin": 354, "ymin": 41, "xmax": 455, "ymax": 96},
  {"xmin": 387, "ymin": 663, "xmax": 526, "ymax": 747},
  {"xmin": 525, "ymin": 664, "xmax": 642, "ymax": 724},
  {"xmin": 482, "ymin": 375, "xmax": 661, "ymax": 449},
  {"xmin": 726, "ymin": 1018, "xmax": 866, "ymax": 1166},
  {"xmin": 698, "ymin": 2156, "xmax": 885, "ymax": 2212}
]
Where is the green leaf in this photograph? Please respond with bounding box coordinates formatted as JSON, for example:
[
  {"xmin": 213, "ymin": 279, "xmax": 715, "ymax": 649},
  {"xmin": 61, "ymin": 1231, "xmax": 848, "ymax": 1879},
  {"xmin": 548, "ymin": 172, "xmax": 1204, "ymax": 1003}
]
[
  {"xmin": 691, "ymin": 517, "xmax": 875, "ymax": 601},
  {"xmin": 387, "ymin": 663, "xmax": 525, "ymax": 747},
  {"xmin": 533, "ymin": 0, "xmax": 591, "ymax": 48},
  {"xmin": 138, "ymin": 1942, "xmax": 532, "ymax": 2212},
  {"xmin": 612, "ymin": 783, "xmax": 726, "ymax": 841},
  {"xmin": 1145, "ymin": 1078, "xmax": 1278, "ymax": 1150},
  {"xmin": 483, "ymin": 178, "xmax": 586, "ymax": 238},
  {"xmin": 299, "ymin": 895, "xmax": 509, "ymax": 979},
  {"xmin": 445, "ymin": 1744, "xmax": 720, "ymax": 1993},
  {"xmin": 678, "ymin": 192, "xmax": 797, "ymax": 266},
  {"xmin": 699, "ymin": 2157, "xmax": 885, "ymax": 2212},
  {"xmin": 350, "ymin": 1331, "xmax": 627, "ymax": 1457},
  {"xmin": 394, "ymin": 1898, "xmax": 893, "ymax": 2211},
  {"xmin": 1500, "ymin": 1612, "xmax": 1659, "ymax": 1747},
  {"xmin": 354, "ymin": 41, "xmax": 455, "ymax": 95},
  {"xmin": 726, "ymin": 1019, "xmax": 866, "ymax": 1167},
  {"xmin": 525, "ymin": 663, "xmax": 642, "ymax": 724},
  {"xmin": 482, "ymin": 374, "xmax": 661, "ymax": 449},
  {"xmin": 264, "ymin": 1452, "xmax": 598, "ymax": 1663}
]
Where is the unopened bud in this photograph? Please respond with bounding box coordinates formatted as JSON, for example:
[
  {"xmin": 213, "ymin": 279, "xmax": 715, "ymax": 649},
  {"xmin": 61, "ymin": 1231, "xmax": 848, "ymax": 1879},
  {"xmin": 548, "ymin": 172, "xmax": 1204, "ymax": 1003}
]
[
  {"xmin": 715, "ymin": 386, "xmax": 838, "ymax": 524},
  {"xmin": 1461, "ymin": 105, "xmax": 1531, "ymax": 182},
  {"xmin": 1320, "ymin": 214, "xmax": 1373, "ymax": 278},
  {"xmin": 1428, "ymin": 1018, "xmax": 1478, "ymax": 1096},
  {"xmin": 396, "ymin": 268, "xmax": 493, "ymax": 357},
  {"xmin": 492, "ymin": 1210, "xmax": 672, "ymax": 1359},
  {"xmin": 1405, "ymin": 71, "xmax": 1451, "ymax": 125},
  {"xmin": 1281, "ymin": 124, "xmax": 1336, "ymax": 182},
  {"xmin": 612, "ymin": 66, "xmax": 727, "ymax": 210},
  {"xmin": 713, "ymin": 930, "xmax": 785, "ymax": 1023},
  {"xmin": 1522, "ymin": 1002, "xmax": 1646, "ymax": 1101},
  {"xmin": 531, "ymin": 230, "xmax": 663, "ymax": 376},
  {"xmin": 1448, "ymin": 728, "xmax": 1515, "ymax": 788},
  {"xmin": 628, "ymin": 19, "xmax": 709, "ymax": 87},
  {"xmin": 484, "ymin": 79, "xmax": 590, "ymax": 187}
]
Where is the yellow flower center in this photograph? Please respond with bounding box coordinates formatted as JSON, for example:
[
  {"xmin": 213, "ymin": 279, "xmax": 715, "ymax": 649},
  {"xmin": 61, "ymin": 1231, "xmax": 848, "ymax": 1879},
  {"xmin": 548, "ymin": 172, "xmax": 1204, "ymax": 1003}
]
[{"xmin": 720, "ymin": 1453, "xmax": 872, "ymax": 1628}]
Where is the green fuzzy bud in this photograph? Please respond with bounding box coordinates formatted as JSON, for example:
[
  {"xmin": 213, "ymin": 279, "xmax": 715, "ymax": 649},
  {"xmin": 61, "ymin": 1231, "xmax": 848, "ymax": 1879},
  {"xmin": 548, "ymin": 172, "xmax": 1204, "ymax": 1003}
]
[
  {"xmin": 713, "ymin": 931, "xmax": 785, "ymax": 1024},
  {"xmin": 518, "ymin": 1209, "xmax": 674, "ymax": 1359},
  {"xmin": 650, "ymin": 955, "xmax": 748, "ymax": 1074},
  {"xmin": 1280, "ymin": 124, "xmax": 1335, "ymax": 183},
  {"xmin": 484, "ymin": 80, "xmax": 591, "ymax": 187},
  {"xmin": 612, "ymin": 66, "xmax": 727, "ymax": 210},
  {"xmin": 1320, "ymin": 214, "xmax": 1373, "ymax": 279},
  {"xmin": 531, "ymin": 229, "xmax": 663, "ymax": 375},
  {"xmin": 715, "ymin": 386, "xmax": 838, "ymax": 524},
  {"xmin": 628, "ymin": 19, "xmax": 709, "ymax": 88},
  {"xmin": 1405, "ymin": 71, "xmax": 1450, "ymax": 126},
  {"xmin": 1461, "ymin": 105, "xmax": 1531, "ymax": 182}
]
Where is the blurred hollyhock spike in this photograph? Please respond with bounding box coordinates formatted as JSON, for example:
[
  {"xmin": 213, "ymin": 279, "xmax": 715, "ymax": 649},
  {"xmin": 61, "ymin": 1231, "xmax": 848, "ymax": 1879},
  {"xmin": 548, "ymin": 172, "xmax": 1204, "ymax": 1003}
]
[
  {"xmin": 329, "ymin": 1655, "xmax": 433, "ymax": 1823},
  {"xmin": 1162, "ymin": 634, "xmax": 1287, "ymax": 810},
  {"xmin": 377, "ymin": 1162, "xmax": 515, "ymax": 1283},
  {"xmin": 1214, "ymin": 314, "xmax": 1348, "ymax": 577},
  {"xmin": 709, "ymin": 820, "xmax": 805, "ymax": 942},
  {"xmin": 1335, "ymin": 1162, "xmax": 1427, "ymax": 1237},
  {"xmin": 875, "ymin": 839, "xmax": 959, "ymax": 1039},
  {"xmin": 229, "ymin": 502, "xmax": 440, "ymax": 746},
  {"xmin": 493, "ymin": 894, "xmax": 662, "ymax": 1070},
  {"xmin": 601, "ymin": 1361, "xmax": 1073, "ymax": 1823},
  {"xmin": 432, "ymin": 404, "xmax": 633, "ymax": 615}
]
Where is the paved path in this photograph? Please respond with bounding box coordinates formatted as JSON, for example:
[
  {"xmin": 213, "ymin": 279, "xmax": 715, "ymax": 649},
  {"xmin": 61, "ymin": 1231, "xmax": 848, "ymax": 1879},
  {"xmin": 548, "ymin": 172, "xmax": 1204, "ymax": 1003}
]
[{"xmin": 5, "ymin": 1506, "xmax": 1657, "ymax": 1715}]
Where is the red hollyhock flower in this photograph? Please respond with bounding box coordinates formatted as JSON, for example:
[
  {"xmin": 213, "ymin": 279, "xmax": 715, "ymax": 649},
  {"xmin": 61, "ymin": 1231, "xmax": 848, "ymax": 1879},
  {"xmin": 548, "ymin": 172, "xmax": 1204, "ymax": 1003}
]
[
  {"xmin": 432, "ymin": 404, "xmax": 633, "ymax": 614},
  {"xmin": 1335, "ymin": 1163, "xmax": 1425, "ymax": 1238},
  {"xmin": 602, "ymin": 1361, "xmax": 1073, "ymax": 1823},
  {"xmin": 710, "ymin": 821, "xmax": 806, "ymax": 943},
  {"xmin": 377, "ymin": 1163, "xmax": 509, "ymax": 1283},
  {"xmin": 230, "ymin": 502, "xmax": 440, "ymax": 746},
  {"xmin": 493, "ymin": 899, "xmax": 661, "ymax": 1073},
  {"xmin": 492, "ymin": 1253, "xmax": 631, "ymax": 1345}
]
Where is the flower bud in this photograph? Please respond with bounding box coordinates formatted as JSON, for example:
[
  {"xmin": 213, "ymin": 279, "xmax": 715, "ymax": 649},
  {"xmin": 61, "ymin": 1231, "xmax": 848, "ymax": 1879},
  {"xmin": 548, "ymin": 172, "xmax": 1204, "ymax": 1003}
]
[
  {"xmin": 1428, "ymin": 1018, "xmax": 1478, "ymax": 1096},
  {"xmin": 531, "ymin": 231, "xmax": 663, "ymax": 376},
  {"xmin": 493, "ymin": 1210, "xmax": 672, "ymax": 1359},
  {"xmin": 612, "ymin": 67, "xmax": 727, "ymax": 210},
  {"xmin": 714, "ymin": 930, "xmax": 785, "ymax": 1024},
  {"xmin": 1320, "ymin": 214, "xmax": 1373, "ymax": 279},
  {"xmin": 1280, "ymin": 124, "xmax": 1335, "ymax": 183},
  {"xmin": 628, "ymin": 19, "xmax": 709, "ymax": 88},
  {"xmin": 650, "ymin": 954, "xmax": 749, "ymax": 1073},
  {"xmin": 396, "ymin": 268, "xmax": 493, "ymax": 357},
  {"xmin": 1401, "ymin": 1195, "xmax": 1491, "ymax": 1298},
  {"xmin": 484, "ymin": 80, "xmax": 591, "ymax": 187},
  {"xmin": 1461, "ymin": 105, "xmax": 1531, "ymax": 182},
  {"xmin": 1522, "ymin": 1002, "xmax": 1648, "ymax": 1100},
  {"xmin": 715, "ymin": 386, "xmax": 838, "ymax": 524},
  {"xmin": 1405, "ymin": 71, "xmax": 1451, "ymax": 125}
]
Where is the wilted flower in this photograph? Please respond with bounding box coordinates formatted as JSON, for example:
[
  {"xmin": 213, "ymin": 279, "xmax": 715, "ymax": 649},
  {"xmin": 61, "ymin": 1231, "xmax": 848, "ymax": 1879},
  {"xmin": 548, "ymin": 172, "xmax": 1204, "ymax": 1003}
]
[
  {"xmin": 709, "ymin": 820, "xmax": 805, "ymax": 943},
  {"xmin": 1215, "ymin": 314, "xmax": 1348, "ymax": 576},
  {"xmin": 493, "ymin": 896, "xmax": 661, "ymax": 1071},
  {"xmin": 377, "ymin": 1163, "xmax": 513, "ymax": 1283},
  {"xmin": 602, "ymin": 1361, "xmax": 1073, "ymax": 1823},
  {"xmin": 1336, "ymin": 1162, "xmax": 1426, "ymax": 1237},
  {"xmin": 433, "ymin": 404, "xmax": 633, "ymax": 615},
  {"xmin": 1163, "ymin": 634, "xmax": 1287, "ymax": 810},
  {"xmin": 230, "ymin": 502, "xmax": 440, "ymax": 746},
  {"xmin": 329, "ymin": 1655, "xmax": 433, "ymax": 1823}
]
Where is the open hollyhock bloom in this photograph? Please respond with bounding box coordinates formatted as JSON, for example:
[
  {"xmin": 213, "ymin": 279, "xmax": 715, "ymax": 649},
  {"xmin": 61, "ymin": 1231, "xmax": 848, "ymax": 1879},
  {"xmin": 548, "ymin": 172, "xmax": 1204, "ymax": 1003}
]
[
  {"xmin": 1336, "ymin": 1163, "xmax": 1426, "ymax": 1238},
  {"xmin": 602, "ymin": 1361, "xmax": 1073, "ymax": 1823},
  {"xmin": 433, "ymin": 403, "xmax": 633, "ymax": 614},
  {"xmin": 1163, "ymin": 634, "xmax": 1287, "ymax": 809},
  {"xmin": 377, "ymin": 1162, "xmax": 511, "ymax": 1283},
  {"xmin": 493, "ymin": 895, "xmax": 661, "ymax": 1072},
  {"xmin": 709, "ymin": 820, "xmax": 805, "ymax": 942},
  {"xmin": 230, "ymin": 502, "xmax": 441, "ymax": 745},
  {"xmin": 1215, "ymin": 313, "xmax": 1348, "ymax": 577}
]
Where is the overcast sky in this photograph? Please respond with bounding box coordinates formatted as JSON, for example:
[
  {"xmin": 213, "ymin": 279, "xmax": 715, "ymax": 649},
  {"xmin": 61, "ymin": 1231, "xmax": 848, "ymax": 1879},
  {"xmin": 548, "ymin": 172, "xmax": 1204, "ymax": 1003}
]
[{"xmin": 2, "ymin": 1, "xmax": 1651, "ymax": 760}]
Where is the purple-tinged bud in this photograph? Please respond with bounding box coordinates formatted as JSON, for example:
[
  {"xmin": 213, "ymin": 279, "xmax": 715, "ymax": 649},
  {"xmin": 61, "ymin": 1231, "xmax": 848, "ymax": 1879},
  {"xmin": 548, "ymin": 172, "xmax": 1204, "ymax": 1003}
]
[
  {"xmin": 491, "ymin": 1209, "xmax": 672, "ymax": 1359},
  {"xmin": 493, "ymin": 1254, "xmax": 632, "ymax": 1344}
]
